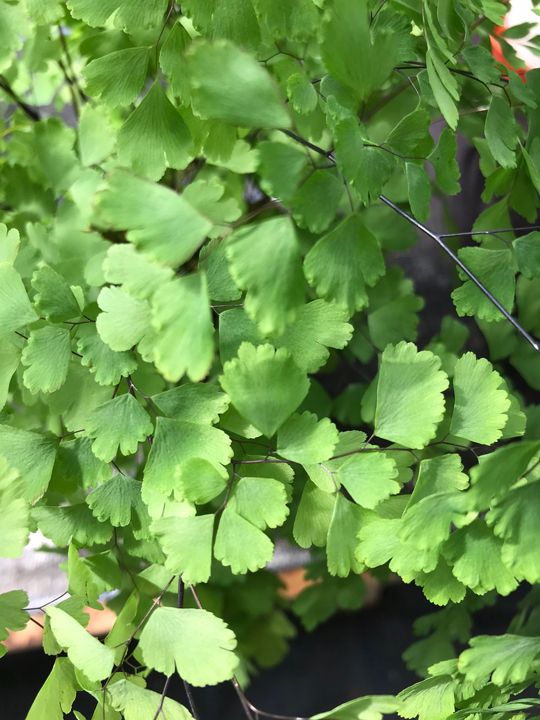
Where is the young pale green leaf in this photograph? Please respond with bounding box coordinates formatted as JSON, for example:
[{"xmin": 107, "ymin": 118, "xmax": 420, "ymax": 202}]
[
  {"xmin": 326, "ymin": 494, "xmax": 365, "ymax": 577},
  {"xmin": 143, "ymin": 417, "xmax": 232, "ymax": 499},
  {"xmin": 312, "ymin": 696, "xmax": 401, "ymax": 720},
  {"xmin": 514, "ymin": 231, "xmax": 540, "ymax": 279},
  {"xmin": 220, "ymin": 343, "xmax": 309, "ymax": 438},
  {"xmin": 152, "ymin": 514, "xmax": 214, "ymax": 584},
  {"xmin": 292, "ymin": 170, "xmax": 344, "ymax": 235},
  {"xmin": 96, "ymin": 170, "xmax": 213, "ymax": 267},
  {"xmin": 428, "ymin": 128, "xmax": 461, "ymax": 195},
  {"xmin": 214, "ymin": 507, "xmax": 274, "ymax": 573},
  {"xmin": 32, "ymin": 265, "xmax": 81, "ymax": 322},
  {"xmin": 139, "ymin": 606, "xmax": 239, "ymax": 685},
  {"xmin": 336, "ymin": 451, "xmax": 400, "ymax": 509},
  {"xmin": 399, "ymin": 492, "xmax": 468, "ymax": 553},
  {"xmin": 375, "ymin": 342, "xmax": 449, "ymax": 449},
  {"xmin": 356, "ymin": 517, "xmax": 401, "ymax": 568},
  {"xmin": 397, "ymin": 675, "xmax": 455, "ymax": 720},
  {"xmin": 229, "ymin": 477, "xmax": 289, "ymax": 530},
  {"xmin": 25, "ymin": 658, "xmax": 78, "ymax": 720},
  {"xmin": 277, "ymin": 412, "xmax": 338, "ymax": 464},
  {"xmin": 485, "ymin": 95, "xmax": 518, "ymax": 169},
  {"xmin": 458, "ymin": 634, "xmax": 540, "ymax": 686},
  {"xmin": 103, "ymin": 244, "xmax": 174, "ymax": 300},
  {"xmin": 0, "ymin": 224, "xmax": 19, "ymax": 264},
  {"xmin": 175, "ymin": 458, "xmax": 228, "ymax": 504},
  {"xmin": 452, "ymin": 247, "xmax": 515, "ymax": 321},
  {"xmin": 257, "ymin": 140, "xmax": 306, "ymax": 206},
  {"xmin": 77, "ymin": 326, "xmax": 137, "ymax": 387},
  {"xmin": 87, "ymin": 474, "xmax": 149, "ymax": 533},
  {"xmin": 0, "ymin": 262, "xmax": 39, "ymax": 334},
  {"xmin": 408, "ymin": 455, "xmax": 468, "ymax": 507},
  {"xmin": 0, "ymin": 459, "xmax": 29, "ymax": 559},
  {"xmin": 187, "ymin": 40, "xmax": 290, "ymax": 128},
  {"xmin": 406, "ymin": 163, "xmax": 431, "ymax": 223},
  {"xmin": 293, "ymin": 480, "xmax": 336, "ymax": 548},
  {"xmin": 321, "ymin": 0, "xmax": 396, "ymax": 102},
  {"xmin": 442, "ymin": 519, "xmax": 518, "ymax": 596},
  {"xmin": 21, "ymin": 327, "xmax": 71, "ymax": 395},
  {"xmin": 82, "ymin": 48, "xmax": 150, "ymax": 107},
  {"xmin": 66, "ymin": 0, "xmax": 168, "ymax": 32},
  {"xmin": 33, "ymin": 118, "xmax": 80, "ymax": 194},
  {"xmin": 149, "ymin": 274, "xmax": 214, "ymax": 383},
  {"xmin": 0, "ymin": 590, "xmax": 29, "ymax": 657},
  {"xmin": 86, "ymin": 394, "xmax": 153, "ymax": 462},
  {"xmin": 118, "ymin": 82, "xmax": 194, "ymax": 181},
  {"xmin": 415, "ymin": 557, "xmax": 467, "ymax": 607},
  {"xmin": 96, "ymin": 286, "xmax": 151, "ymax": 352},
  {"xmin": 287, "ymin": 72, "xmax": 318, "ymax": 115},
  {"xmin": 106, "ymin": 679, "xmax": 193, "ymax": 720},
  {"xmin": 47, "ymin": 606, "xmax": 115, "ymax": 681},
  {"xmin": 227, "ymin": 216, "xmax": 304, "ymax": 336},
  {"xmin": 78, "ymin": 104, "xmax": 116, "ymax": 167},
  {"xmin": 304, "ymin": 214, "xmax": 384, "ymax": 316},
  {"xmin": 0, "ymin": 425, "xmax": 57, "ymax": 503},
  {"xmin": 450, "ymin": 353, "xmax": 510, "ymax": 444}
]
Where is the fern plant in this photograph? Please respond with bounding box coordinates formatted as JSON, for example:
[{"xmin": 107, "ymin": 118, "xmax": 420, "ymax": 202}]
[{"xmin": 1, "ymin": 0, "xmax": 540, "ymax": 718}]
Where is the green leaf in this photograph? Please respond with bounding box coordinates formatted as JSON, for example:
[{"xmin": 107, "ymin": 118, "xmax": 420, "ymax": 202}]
[
  {"xmin": 33, "ymin": 118, "xmax": 80, "ymax": 194},
  {"xmin": 277, "ymin": 412, "xmax": 338, "ymax": 464},
  {"xmin": 32, "ymin": 265, "xmax": 82, "ymax": 322},
  {"xmin": 514, "ymin": 231, "xmax": 540, "ymax": 279},
  {"xmin": 87, "ymin": 474, "xmax": 149, "ymax": 536},
  {"xmin": 86, "ymin": 394, "xmax": 153, "ymax": 462},
  {"xmin": 21, "ymin": 327, "xmax": 71, "ymax": 394},
  {"xmin": 66, "ymin": 0, "xmax": 168, "ymax": 32},
  {"xmin": 304, "ymin": 214, "xmax": 385, "ymax": 315},
  {"xmin": 486, "ymin": 481, "xmax": 540, "ymax": 583},
  {"xmin": 149, "ymin": 273, "xmax": 214, "ymax": 383},
  {"xmin": 399, "ymin": 492, "xmax": 469, "ymax": 556},
  {"xmin": 458, "ymin": 634, "xmax": 540, "ymax": 686},
  {"xmin": 159, "ymin": 21, "xmax": 192, "ymax": 104},
  {"xmin": 312, "ymin": 696, "xmax": 401, "ymax": 720},
  {"xmin": 47, "ymin": 606, "xmax": 115, "ymax": 682},
  {"xmin": 51, "ymin": 436, "xmax": 112, "ymax": 493},
  {"xmin": 326, "ymin": 494, "xmax": 365, "ymax": 577},
  {"xmin": 33, "ymin": 503, "xmax": 113, "ymax": 547},
  {"xmin": 118, "ymin": 82, "xmax": 194, "ymax": 181},
  {"xmin": 375, "ymin": 342, "xmax": 449, "ymax": 449},
  {"xmin": 0, "ymin": 458, "xmax": 29, "ymax": 559},
  {"xmin": 337, "ymin": 451, "xmax": 400, "ymax": 509},
  {"xmin": 485, "ymin": 96, "xmax": 518, "ymax": 169},
  {"xmin": 462, "ymin": 45, "xmax": 500, "ymax": 84},
  {"xmin": 143, "ymin": 417, "xmax": 232, "ymax": 499},
  {"xmin": 409, "ymin": 455, "xmax": 468, "ymax": 507},
  {"xmin": 214, "ymin": 507, "xmax": 274, "ymax": 573},
  {"xmin": 450, "ymin": 353, "xmax": 510, "ymax": 444},
  {"xmin": 229, "ymin": 476, "xmax": 289, "ymax": 530},
  {"xmin": 428, "ymin": 128, "xmax": 461, "ymax": 195},
  {"xmin": 415, "ymin": 557, "xmax": 467, "ymax": 607},
  {"xmin": 0, "ymin": 589, "xmax": 29, "ymax": 657},
  {"xmin": 0, "ymin": 425, "xmax": 57, "ymax": 502},
  {"xmin": 292, "ymin": 170, "xmax": 344, "ymax": 235},
  {"xmin": 187, "ymin": 40, "xmax": 290, "ymax": 128},
  {"xmin": 139, "ymin": 606, "xmax": 239, "ymax": 685},
  {"xmin": 321, "ymin": 0, "xmax": 397, "ymax": 101},
  {"xmin": 451, "ymin": 247, "xmax": 515, "ymax": 321},
  {"xmin": 152, "ymin": 383, "xmax": 229, "ymax": 424},
  {"xmin": 397, "ymin": 675, "xmax": 455, "ymax": 720},
  {"xmin": 387, "ymin": 107, "xmax": 431, "ymax": 156},
  {"xmin": 0, "ymin": 1, "xmax": 30, "ymax": 74},
  {"xmin": 406, "ymin": 163, "xmax": 431, "ymax": 223},
  {"xmin": 77, "ymin": 326, "xmax": 137, "ymax": 387},
  {"xmin": 0, "ymin": 262, "xmax": 39, "ymax": 334},
  {"xmin": 293, "ymin": 480, "xmax": 336, "ymax": 548},
  {"xmin": 96, "ymin": 170, "xmax": 213, "ymax": 267},
  {"xmin": 257, "ymin": 140, "xmax": 306, "ymax": 206},
  {"xmin": 0, "ymin": 224, "xmax": 19, "ymax": 264},
  {"xmin": 66, "ymin": 544, "xmax": 122, "ymax": 608},
  {"xmin": 442, "ymin": 520, "xmax": 517, "ymax": 595},
  {"xmin": 287, "ymin": 72, "xmax": 318, "ymax": 115},
  {"xmin": 102, "ymin": 245, "xmax": 173, "ymax": 301},
  {"xmin": 220, "ymin": 343, "xmax": 309, "ymax": 437},
  {"xmin": 78, "ymin": 104, "xmax": 116, "ymax": 167},
  {"xmin": 82, "ymin": 48, "xmax": 150, "ymax": 107},
  {"xmin": 0, "ymin": 338, "xmax": 21, "ymax": 411},
  {"xmin": 26, "ymin": 658, "xmax": 78, "ymax": 720},
  {"xmin": 426, "ymin": 48, "xmax": 459, "ymax": 129},
  {"xmin": 152, "ymin": 514, "xmax": 214, "ymax": 584},
  {"xmin": 227, "ymin": 216, "xmax": 304, "ymax": 336},
  {"xmin": 106, "ymin": 679, "xmax": 193, "ymax": 720},
  {"xmin": 175, "ymin": 458, "xmax": 228, "ymax": 504},
  {"xmin": 96, "ymin": 286, "xmax": 151, "ymax": 352}
]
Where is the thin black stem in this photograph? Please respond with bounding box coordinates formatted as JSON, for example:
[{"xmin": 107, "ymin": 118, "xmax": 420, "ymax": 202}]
[
  {"xmin": 0, "ymin": 75, "xmax": 40, "ymax": 121},
  {"xmin": 440, "ymin": 225, "xmax": 540, "ymax": 238},
  {"xmin": 24, "ymin": 591, "xmax": 68, "ymax": 611}
]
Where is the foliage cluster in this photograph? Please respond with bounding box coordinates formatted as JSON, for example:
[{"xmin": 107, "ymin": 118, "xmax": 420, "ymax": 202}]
[{"xmin": 1, "ymin": 0, "xmax": 540, "ymax": 718}]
